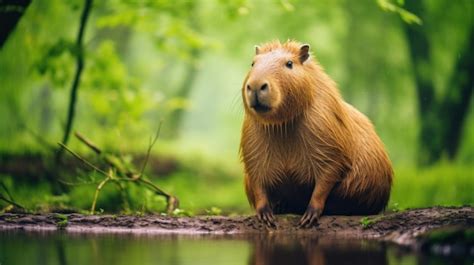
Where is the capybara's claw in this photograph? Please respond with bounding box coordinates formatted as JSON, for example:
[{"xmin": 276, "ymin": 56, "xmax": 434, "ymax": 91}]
[
  {"xmin": 298, "ymin": 206, "xmax": 322, "ymax": 228},
  {"xmin": 257, "ymin": 205, "xmax": 276, "ymax": 228}
]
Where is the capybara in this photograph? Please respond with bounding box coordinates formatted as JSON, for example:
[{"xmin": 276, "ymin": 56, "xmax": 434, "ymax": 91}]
[{"xmin": 240, "ymin": 40, "xmax": 393, "ymax": 227}]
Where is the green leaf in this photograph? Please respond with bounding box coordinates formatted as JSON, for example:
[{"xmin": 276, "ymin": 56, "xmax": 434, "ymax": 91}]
[{"xmin": 376, "ymin": 0, "xmax": 422, "ymax": 25}]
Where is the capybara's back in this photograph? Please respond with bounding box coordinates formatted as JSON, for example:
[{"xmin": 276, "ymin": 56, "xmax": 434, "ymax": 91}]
[{"xmin": 240, "ymin": 40, "xmax": 393, "ymax": 227}]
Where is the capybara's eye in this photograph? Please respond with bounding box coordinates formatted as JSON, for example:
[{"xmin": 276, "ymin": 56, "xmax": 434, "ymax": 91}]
[
  {"xmin": 251, "ymin": 62, "xmax": 255, "ymax": 67},
  {"xmin": 286, "ymin": 60, "xmax": 293, "ymax": 69}
]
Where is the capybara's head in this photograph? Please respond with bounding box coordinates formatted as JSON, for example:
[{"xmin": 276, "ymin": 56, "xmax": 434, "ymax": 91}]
[{"xmin": 242, "ymin": 40, "xmax": 316, "ymax": 124}]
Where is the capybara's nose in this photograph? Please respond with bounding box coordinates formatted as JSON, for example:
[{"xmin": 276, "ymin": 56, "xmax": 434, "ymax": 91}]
[{"xmin": 246, "ymin": 81, "xmax": 269, "ymax": 97}]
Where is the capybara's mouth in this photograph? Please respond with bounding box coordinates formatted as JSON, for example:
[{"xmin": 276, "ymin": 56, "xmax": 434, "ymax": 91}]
[{"xmin": 251, "ymin": 103, "xmax": 271, "ymax": 113}]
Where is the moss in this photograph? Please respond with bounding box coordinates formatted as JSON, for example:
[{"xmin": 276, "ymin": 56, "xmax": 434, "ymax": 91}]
[
  {"xmin": 360, "ymin": 215, "xmax": 384, "ymax": 229},
  {"xmin": 54, "ymin": 213, "xmax": 68, "ymax": 229}
]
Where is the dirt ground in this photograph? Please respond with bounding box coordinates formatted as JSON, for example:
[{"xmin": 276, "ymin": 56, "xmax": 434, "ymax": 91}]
[{"xmin": 0, "ymin": 206, "xmax": 472, "ymax": 249}]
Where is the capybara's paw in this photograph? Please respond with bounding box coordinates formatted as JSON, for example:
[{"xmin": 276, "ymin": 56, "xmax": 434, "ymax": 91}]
[
  {"xmin": 256, "ymin": 205, "xmax": 276, "ymax": 228},
  {"xmin": 298, "ymin": 206, "xmax": 322, "ymax": 228}
]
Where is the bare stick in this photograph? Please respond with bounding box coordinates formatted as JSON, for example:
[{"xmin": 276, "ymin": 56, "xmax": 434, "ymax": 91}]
[
  {"xmin": 0, "ymin": 194, "xmax": 25, "ymax": 209},
  {"xmin": 58, "ymin": 178, "xmax": 101, "ymax": 186},
  {"xmin": 138, "ymin": 178, "xmax": 169, "ymax": 198},
  {"xmin": 0, "ymin": 181, "xmax": 14, "ymax": 201},
  {"xmin": 75, "ymin": 132, "xmax": 102, "ymax": 154},
  {"xmin": 58, "ymin": 143, "xmax": 108, "ymax": 177},
  {"xmin": 138, "ymin": 121, "xmax": 163, "ymax": 178},
  {"xmin": 90, "ymin": 170, "xmax": 112, "ymax": 214}
]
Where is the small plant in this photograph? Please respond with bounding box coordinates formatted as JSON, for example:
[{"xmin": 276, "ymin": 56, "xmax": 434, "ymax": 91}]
[
  {"xmin": 54, "ymin": 213, "xmax": 68, "ymax": 229},
  {"xmin": 205, "ymin": 207, "xmax": 222, "ymax": 216},
  {"xmin": 360, "ymin": 215, "xmax": 384, "ymax": 229},
  {"xmin": 391, "ymin": 202, "xmax": 400, "ymax": 212},
  {"xmin": 360, "ymin": 216, "xmax": 374, "ymax": 229},
  {"xmin": 172, "ymin": 208, "xmax": 193, "ymax": 217}
]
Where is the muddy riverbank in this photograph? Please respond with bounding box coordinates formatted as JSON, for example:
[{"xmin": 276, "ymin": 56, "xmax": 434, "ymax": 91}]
[{"xmin": 1, "ymin": 206, "xmax": 472, "ymax": 252}]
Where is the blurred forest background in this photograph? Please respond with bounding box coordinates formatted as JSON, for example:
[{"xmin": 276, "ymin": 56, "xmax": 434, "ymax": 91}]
[{"xmin": 0, "ymin": 0, "xmax": 472, "ymax": 215}]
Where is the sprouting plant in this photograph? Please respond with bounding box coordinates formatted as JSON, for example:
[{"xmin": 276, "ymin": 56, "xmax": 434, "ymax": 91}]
[
  {"xmin": 55, "ymin": 213, "xmax": 68, "ymax": 229},
  {"xmin": 360, "ymin": 216, "xmax": 374, "ymax": 229},
  {"xmin": 360, "ymin": 215, "xmax": 384, "ymax": 229}
]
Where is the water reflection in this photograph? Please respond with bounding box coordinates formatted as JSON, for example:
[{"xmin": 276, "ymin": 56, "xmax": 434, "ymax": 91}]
[
  {"xmin": 247, "ymin": 235, "xmax": 387, "ymax": 265},
  {"xmin": 0, "ymin": 230, "xmax": 470, "ymax": 265}
]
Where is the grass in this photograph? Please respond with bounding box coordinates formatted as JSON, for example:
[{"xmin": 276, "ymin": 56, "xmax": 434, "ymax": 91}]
[
  {"xmin": 1, "ymin": 156, "xmax": 472, "ymax": 215},
  {"xmin": 388, "ymin": 162, "xmax": 474, "ymax": 210}
]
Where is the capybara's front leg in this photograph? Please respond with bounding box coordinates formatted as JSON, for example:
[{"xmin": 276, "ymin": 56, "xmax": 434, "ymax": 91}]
[
  {"xmin": 299, "ymin": 180, "xmax": 335, "ymax": 228},
  {"xmin": 254, "ymin": 184, "xmax": 275, "ymax": 228}
]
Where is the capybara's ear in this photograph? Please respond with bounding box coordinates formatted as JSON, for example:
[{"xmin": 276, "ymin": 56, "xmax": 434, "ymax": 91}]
[
  {"xmin": 255, "ymin": 45, "xmax": 261, "ymax": 55},
  {"xmin": 299, "ymin": 44, "xmax": 310, "ymax": 63}
]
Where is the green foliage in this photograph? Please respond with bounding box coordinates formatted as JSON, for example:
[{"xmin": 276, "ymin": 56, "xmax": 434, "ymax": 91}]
[
  {"xmin": 35, "ymin": 39, "xmax": 76, "ymax": 87},
  {"xmin": 54, "ymin": 213, "xmax": 68, "ymax": 229},
  {"xmin": 0, "ymin": 0, "xmax": 472, "ymax": 215},
  {"xmin": 376, "ymin": 0, "xmax": 422, "ymax": 24},
  {"xmin": 360, "ymin": 215, "xmax": 384, "ymax": 229},
  {"xmin": 205, "ymin": 207, "xmax": 223, "ymax": 216},
  {"xmin": 360, "ymin": 217, "xmax": 375, "ymax": 229},
  {"xmin": 389, "ymin": 162, "xmax": 474, "ymax": 210},
  {"xmin": 83, "ymin": 40, "xmax": 130, "ymax": 91}
]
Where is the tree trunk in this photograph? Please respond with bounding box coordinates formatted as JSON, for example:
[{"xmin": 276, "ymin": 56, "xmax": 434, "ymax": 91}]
[
  {"xmin": 403, "ymin": 1, "xmax": 473, "ymax": 166},
  {"xmin": 441, "ymin": 28, "xmax": 474, "ymax": 158},
  {"xmin": 0, "ymin": 0, "xmax": 31, "ymax": 48},
  {"xmin": 56, "ymin": 0, "xmax": 93, "ymax": 160}
]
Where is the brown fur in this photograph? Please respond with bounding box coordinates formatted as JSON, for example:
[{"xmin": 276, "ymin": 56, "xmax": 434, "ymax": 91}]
[{"xmin": 240, "ymin": 40, "xmax": 393, "ymax": 218}]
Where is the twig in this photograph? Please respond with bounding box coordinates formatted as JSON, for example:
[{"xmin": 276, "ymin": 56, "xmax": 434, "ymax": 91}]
[
  {"xmin": 75, "ymin": 132, "xmax": 102, "ymax": 154},
  {"xmin": 75, "ymin": 132, "xmax": 134, "ymax": 178},
  {"xmin": 58, "ymin": 142, "xmax": 109, "ymax": 177},
  {"xmin": 138, "ymin": 121, "xmax": 163, "ymax": 178},
  {"xmin": 90, "ymin": 169, "xmax": 113, "ymax": 214},
  {"xmin": 0, "ymin": 194, "xmax": 25, "ymax": 209},
  {"xmin": 0, "ymin": 181, "xmax": 14, "ymax": 201},
  {"xmin": 137, "ymin": 178, "xmax": 170, "ymax": 198},
  {"xmin": 58, "ymin": 178, "xmax": 101, "ymax": 186}
]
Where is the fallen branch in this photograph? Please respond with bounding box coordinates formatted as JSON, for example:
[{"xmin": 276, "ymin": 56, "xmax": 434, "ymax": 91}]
[{"xmin": 58, "ymin": 125, "xmax": 179, "ymax": 214}]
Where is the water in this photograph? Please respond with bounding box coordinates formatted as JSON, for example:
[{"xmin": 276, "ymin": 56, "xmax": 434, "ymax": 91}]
[{"xmin": 0, "ymin": 231, "xmax": 471, "ymax": 265}]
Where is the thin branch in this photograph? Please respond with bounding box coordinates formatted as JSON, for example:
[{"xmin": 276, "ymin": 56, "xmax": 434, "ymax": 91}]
[
  {"xmin": 57, "ymin": 178, "xmax": 101, "ymax": 186},
  {"xmin": 90, "ymin": 169, "xmax": 112, "ymax": 214},
  {"xmin": 137, "ymin": 178, "xmax": 170, "ymax": 198},
  {"xmin": 138, "ymin": 121, "xmax": 163, "ymax": 178},
  {"xmin": 0, "ymin": 181, "xmax": 14, "ymax": 201},
  {"xmin": 58, "ymin": 142, "xmax": 109, "ymax": 177},
  {"xmin": 75, "ymin": 131, "xmax": 102, "ymax": 154},
  {"xmin": 0, "ymin": 194, "xmax": 25, "ymax": 209}
]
